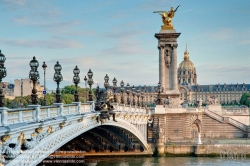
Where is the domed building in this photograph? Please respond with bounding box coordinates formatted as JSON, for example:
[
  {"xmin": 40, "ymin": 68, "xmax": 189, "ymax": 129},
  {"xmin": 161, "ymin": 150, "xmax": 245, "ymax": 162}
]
[{"xmin": 178, "ymin": 45, "xmax": 197, "ymax": 85}]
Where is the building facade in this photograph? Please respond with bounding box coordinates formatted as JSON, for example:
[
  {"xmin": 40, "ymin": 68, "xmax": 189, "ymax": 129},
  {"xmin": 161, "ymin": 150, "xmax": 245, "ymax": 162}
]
[{"xmin": 14, "ymin": 78, "xmax": 44, "ymax": 98}]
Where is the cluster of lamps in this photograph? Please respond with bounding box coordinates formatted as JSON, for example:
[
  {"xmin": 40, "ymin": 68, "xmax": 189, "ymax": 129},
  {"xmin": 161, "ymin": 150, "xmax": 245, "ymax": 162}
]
[{"xmin": 103, "ymin": 74, "xmax": 147, "ymax": 107}]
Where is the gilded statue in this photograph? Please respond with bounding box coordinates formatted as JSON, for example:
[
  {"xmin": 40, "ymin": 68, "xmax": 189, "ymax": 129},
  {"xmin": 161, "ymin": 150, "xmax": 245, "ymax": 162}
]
[{"xmin": 154, "ymin": 5, "xmax": 180, "ymax": 30}]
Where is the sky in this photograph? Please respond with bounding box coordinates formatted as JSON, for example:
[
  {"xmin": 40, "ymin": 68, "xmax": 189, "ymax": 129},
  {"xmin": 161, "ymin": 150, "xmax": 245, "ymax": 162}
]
[{"xmin": 0, "ymin": 0, "xmax": 250, "ymax": 90}]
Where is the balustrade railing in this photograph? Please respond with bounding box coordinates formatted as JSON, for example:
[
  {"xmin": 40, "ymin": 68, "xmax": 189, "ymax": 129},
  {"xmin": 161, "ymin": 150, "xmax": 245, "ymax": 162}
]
[
  {"xmin": 0, "ymin": 102, "xmax": 94, "ymax": 127},
  {"xmin": 205, "ymin": 109, "xmax": 247, "ymax": 131},
  {"xmin": 112, "ymin": 103, "xmax": 147, "ymax": 114}
]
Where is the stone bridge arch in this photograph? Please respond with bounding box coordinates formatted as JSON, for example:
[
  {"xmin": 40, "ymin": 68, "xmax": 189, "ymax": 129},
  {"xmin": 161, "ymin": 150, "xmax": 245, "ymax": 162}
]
[{"xmin": 7, "ymin": 118, "xmax": 148, "ymax": 166}]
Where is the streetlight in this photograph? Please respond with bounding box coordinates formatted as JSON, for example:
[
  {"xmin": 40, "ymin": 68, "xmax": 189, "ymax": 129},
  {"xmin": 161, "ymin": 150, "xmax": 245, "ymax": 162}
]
[
  {"xmin": 84, "ymin": 76, "xmax": 88, "ymax": 101},
  {"xmin": 53, "ymin": 61, "xmax": 63, "ymax": 103},
  {"xmin": 120, "ymin": 80, "xmax": 125, "ymax": 104},
  {"xmin": 29, "ymin": 56, "xmax": 40, "ymax": 105},
  {"xmin": 132, "ymin": 85, "xmax": 136, "ymax": 106},
  {"xmin": 104, "ymin": 74, "xmax": 109, "ymax": 99},
  {"xmin": 154, "ymin": 81, "xmax": 164, "ymax": 105},
  {"xmin": 42, "ymin": 62, "xmax": 47, "ymax": 106},
  {"xmin": 126, "ymin": 83, "xmax": 130, "ymax": 105},
  {"xmin": 0, "ymin": 50, "xmax": 7, "ymax": 107},
  {"xmin": 112, "ymin": 77, "xmax": 117, "ymax": 103},
  {"xmin": 73, "ymin": 66, "xmax": 80, "ymax": 102},
  {"xmin": 137, "ymin": 85, "xmax": 141, "ymax": 106},
  {"xmin": 141, "ymin": 87, "xmax": 145, "ymax": 107},
  {"xmin": 87, "ymin": 69, "xmax": 94, "ymax": 101}
]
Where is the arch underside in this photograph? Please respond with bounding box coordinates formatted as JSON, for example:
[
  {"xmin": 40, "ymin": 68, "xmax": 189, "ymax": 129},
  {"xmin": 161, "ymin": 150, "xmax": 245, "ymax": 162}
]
[
  {"xmin": 59, "ymin": 125, "xmax": 141, "ymax": 153},
  {"xmin": 7, "ymin": 118, "xmax": 148, "ymax": 166}
]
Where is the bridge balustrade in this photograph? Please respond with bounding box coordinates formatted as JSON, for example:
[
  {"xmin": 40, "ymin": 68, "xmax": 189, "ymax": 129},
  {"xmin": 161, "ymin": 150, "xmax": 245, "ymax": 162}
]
[
  {"xmin": 112, "ymin": 103, "xmax": 147, "ymax": 114},
  {"xmin": 0, "ymin": 102, "xmax": 94, "ymax": 126}
]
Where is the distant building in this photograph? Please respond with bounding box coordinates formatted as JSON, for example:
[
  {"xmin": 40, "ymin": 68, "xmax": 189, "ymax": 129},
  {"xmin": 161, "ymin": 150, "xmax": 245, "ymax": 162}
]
[
  {"xmin": 2, "ymin": 82, "xmax": 15, "ymax": 100},
  {"xmin": 178, "ymin": 45, "xmax": 248, "ymax": 104},
  {"xmin": 14, "ymin": 78, "xmax": 44, "ymax": 98}
]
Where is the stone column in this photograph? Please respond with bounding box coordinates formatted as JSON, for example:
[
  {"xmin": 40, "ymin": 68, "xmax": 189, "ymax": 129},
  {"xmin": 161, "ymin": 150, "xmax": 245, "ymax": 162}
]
[
  {"xmin": 155, "ymin": 31, "xmax": 181, "ymax": 96},
  {"xmin": 159, "ymin": 45, "xmax": 165, "ymax": 89},
  {"xmin": 171, "ymin": 44, "xmax": 178, "ymax": 91}
]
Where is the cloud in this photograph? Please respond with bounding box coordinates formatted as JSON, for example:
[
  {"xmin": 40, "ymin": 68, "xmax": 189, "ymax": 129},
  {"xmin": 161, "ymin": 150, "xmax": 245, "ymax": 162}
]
[
  {"xmin": 205, "ymin": 28, "xmax": 233, "ymax": 41},
  {"xmin": 197, "ymin": 64, "xmax": 250, "ymax": 84},
  {"xmin": 0, "ymin": 37, "xmax": 82, "ymax": 49},
  {"xmin": 102, "ymin": 41, "xmax": 154, "ymax": 56},
  {"xmin": 106, "ymin": 30, "xmax": 146, "ymax": 39},
  {"xmin": 136, "ymin": 0, "xmax": 173, "ymax": 11}
]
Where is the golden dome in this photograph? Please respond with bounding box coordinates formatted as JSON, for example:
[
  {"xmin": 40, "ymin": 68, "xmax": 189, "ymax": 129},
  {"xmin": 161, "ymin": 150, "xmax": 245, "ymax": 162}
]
[{"xmin": 178, "ymin": 44, "xmax": 195, "ymax": 69}]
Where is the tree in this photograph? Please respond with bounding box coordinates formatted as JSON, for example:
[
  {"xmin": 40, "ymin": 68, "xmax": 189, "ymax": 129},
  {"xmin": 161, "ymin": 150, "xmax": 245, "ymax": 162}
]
[
  {"xmin": 62, "ymin": 94, "xmax": 74, "ymax": 104},
  {"xmin": 240, "ymin": 93, "xmax": 250, "ymax": 107}
]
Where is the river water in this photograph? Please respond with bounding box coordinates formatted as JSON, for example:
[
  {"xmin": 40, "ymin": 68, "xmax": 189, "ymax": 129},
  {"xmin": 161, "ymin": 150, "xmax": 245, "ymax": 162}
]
[{"xmin": 86, "ymin": 157, "xmax": 250, "ymax": 166}]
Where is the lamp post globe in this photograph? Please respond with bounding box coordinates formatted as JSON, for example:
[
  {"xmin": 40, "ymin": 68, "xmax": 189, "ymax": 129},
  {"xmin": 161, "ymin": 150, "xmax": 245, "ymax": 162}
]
[
  {"xmin": 0, "ymin": 50, "xmax": 7, "ymax": 107},
  {"xmin": 54, "ymin": 61, "xmax": 62, "ymax": 73},
  {"xmin": 112, "ymin": 77, "xmax": 117, "ymax": 103},
  {"xmin": 42, "ymin": 61, "xmax": 47, "ymax": 106},
  {"xmin": 73, "ymin": 65, "xmax": 80, "ymax": 102}
]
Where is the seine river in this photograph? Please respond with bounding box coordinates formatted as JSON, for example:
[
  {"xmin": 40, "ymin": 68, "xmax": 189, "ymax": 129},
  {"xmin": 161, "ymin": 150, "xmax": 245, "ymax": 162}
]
[{"xmin": 85, "ymin": 157, "xmax": 250, "ymax": 166}]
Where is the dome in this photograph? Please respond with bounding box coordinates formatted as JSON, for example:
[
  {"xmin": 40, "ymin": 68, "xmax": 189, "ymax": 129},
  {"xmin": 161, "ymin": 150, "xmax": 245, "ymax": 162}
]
[
  {"xmin": 178, "ymin": 59, "xmax": 195, "ymax": 69},
  {"xmin": 178, "ymin": 44, "xmax": 195, "ymax": 69}
]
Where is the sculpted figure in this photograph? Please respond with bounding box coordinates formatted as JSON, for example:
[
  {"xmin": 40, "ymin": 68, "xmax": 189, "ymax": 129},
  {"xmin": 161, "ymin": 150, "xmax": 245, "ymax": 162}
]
[
  {"xmin": 197, "ymin": 99, "xmax": 202, "ymax": 108},
  {"xmin": 154, "ymin": 6, "xmax": 180, "ymax": 28},
  {"xmin": 163, "ymin": 97, "xmax": 174, "ymax": 107},
  {"xmin": 165, "ymin": 48, "xmax": 171, "ymax": 68},
  {"xmin": 96, "ymin": 96, "xmax": 117, "ymax": 123}
]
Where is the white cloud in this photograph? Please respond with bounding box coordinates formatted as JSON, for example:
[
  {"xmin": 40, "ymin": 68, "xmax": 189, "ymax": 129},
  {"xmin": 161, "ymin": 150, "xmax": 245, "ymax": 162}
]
[
  {"xmin": 0, "ymin": 37, "xmax": 82, "ymax": 49},
  {"xmin": 197, "ymin": 64, "xmax": 250, "ymax": 84}
]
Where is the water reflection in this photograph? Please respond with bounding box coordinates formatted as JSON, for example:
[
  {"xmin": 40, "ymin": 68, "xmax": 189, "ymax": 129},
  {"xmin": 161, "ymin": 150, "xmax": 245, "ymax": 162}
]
[{"xmin": 85, "ymin": 157, "xmax": 250, "ymax": 166}]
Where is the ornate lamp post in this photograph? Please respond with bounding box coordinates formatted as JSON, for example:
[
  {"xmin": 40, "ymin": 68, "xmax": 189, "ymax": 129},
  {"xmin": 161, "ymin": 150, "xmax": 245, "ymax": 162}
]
[
  {"xmin": 132, "ymin": 85, "xmax": 136, "ymax": 106},
  {"xmin": 137, "ymin": 85, "xmax": 141, "ymax": 106},
  {"xmin": 0, "ymin": 50, "xmax": 7, "ymax": 107},
  {"xmin": 120, "ymin": 80, "xmax": 125, "ymax": 104},
  {"xmin": 42, "ymin": 62, "xmax": 47, "ymax": 106},
  {"xmin": 126, "ymin": 83, "xmax": 130, "ymax": 105},
  {"xmin": 84, "ymin": 76, "xmax": 88, "ymax": 101},
  {"xmin": 112, "ymin": 77, "xmax": 117, "ymax": 103},
  {"xmin": 155, "ymin": 81, "xmax": 164, "ymax": 105},
  {"xmin": 141, "ymin": 87, "xmax": 145, "ymax": 107},
  {"xmin": 29, "ymin": 56, "xmax": 40, "ymax": 105},
  {"xmin": 104, "ymin": 74, "xmax": 109, "ymax": 99},
  {"xmin": 87, "ymin": 69, "xmax": 94, "ymax": 101},
  {"xmin": 73, "ymin": 66, "xmax": 80, "ymax": 102},
  {"xmin": 53, "ymin": 61, "xmax": 63, "ymax": 103}
]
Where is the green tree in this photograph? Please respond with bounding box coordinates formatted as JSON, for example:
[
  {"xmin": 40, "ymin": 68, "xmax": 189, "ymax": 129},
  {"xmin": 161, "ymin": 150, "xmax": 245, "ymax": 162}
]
[
  {"xmin": 240, "ymin": 92, "xmax": 250, "ymax": 107},
  {"xmin": 62, "ymin": 94, "xmax": 74, "ymax": 104}
]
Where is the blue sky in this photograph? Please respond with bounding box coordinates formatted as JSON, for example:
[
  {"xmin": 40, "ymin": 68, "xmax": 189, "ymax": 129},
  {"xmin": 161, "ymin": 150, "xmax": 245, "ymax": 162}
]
[{"xmin": 0, "ymin": 0, "xmax": 250, "ymax": 90}]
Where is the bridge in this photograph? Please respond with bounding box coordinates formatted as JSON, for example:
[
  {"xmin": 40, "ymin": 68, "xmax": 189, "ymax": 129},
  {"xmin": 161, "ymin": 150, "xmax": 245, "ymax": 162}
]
[{"xmin": 0, "ymin": 102, "xmax": 151, "ymax": 166}]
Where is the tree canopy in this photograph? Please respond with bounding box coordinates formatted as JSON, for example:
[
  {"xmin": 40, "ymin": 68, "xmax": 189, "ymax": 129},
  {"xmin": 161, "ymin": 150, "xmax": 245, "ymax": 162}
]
[{"xmin": 240, "ymin": 92, "xmax": 250, "ymax": 107}]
